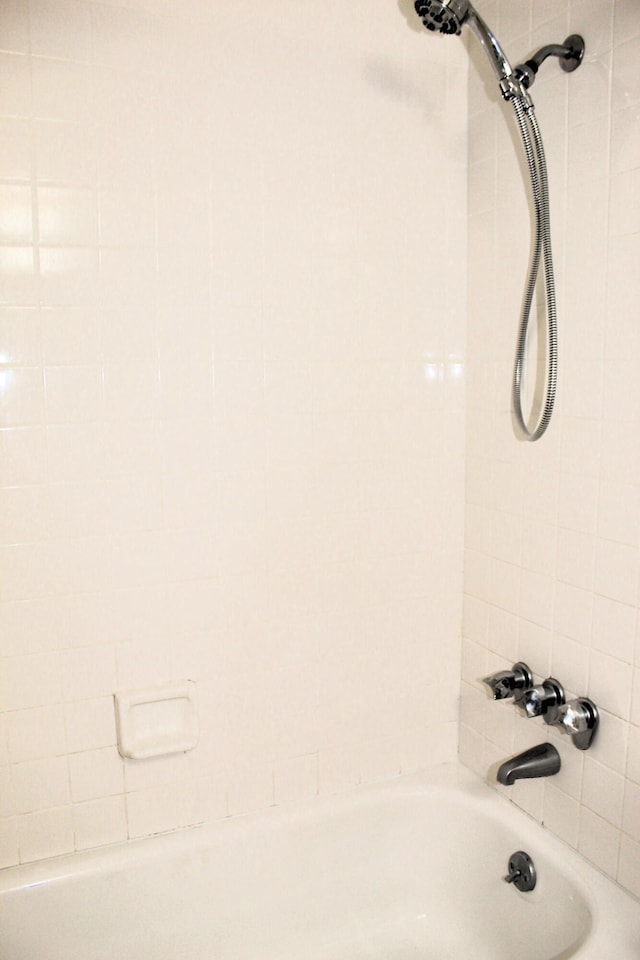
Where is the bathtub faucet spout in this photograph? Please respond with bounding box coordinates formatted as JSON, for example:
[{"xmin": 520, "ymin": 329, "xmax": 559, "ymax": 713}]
[{"xmin": 496, "ymin": 742, "xmax": 561, "ymax": 786}]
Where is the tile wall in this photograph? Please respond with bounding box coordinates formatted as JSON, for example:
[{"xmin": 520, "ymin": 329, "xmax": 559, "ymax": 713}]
[
  {"xmin": 461, "ymin": 0, "xmax": 640, "ymax": 898},
  {"xmin": 0, "ymin": 0, "xmax": 467, "ymax": 865}
]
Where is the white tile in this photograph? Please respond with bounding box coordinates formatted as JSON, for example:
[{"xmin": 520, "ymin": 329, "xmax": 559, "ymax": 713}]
[
  {"xmin": 594, "ymin": 538, "xmax": 640, "ymax": 607},
  {"xmin": 31, "ymin": 58, "xmax": 93, "ymax": 123},
  {"xmin": 12, "ymin": 756, "xmax": 70, "ymax": 813},
  {"xmin": 462, "ymin": 594, "xmax": 489, "ymax": 647},
  {"xmin": 569, "ymin": 0, "xmax": 612, "ymax": 59},
  {"xmin": 65, "ymin": 698, "xmax": 117, "ymax": 754},
  {"xmin": 611, "ymin": 102, "xmax": 640, "ymax": 175},
  {"xmin": 39, "ymin": 247, "xmax": 99, "ymax": 307},
  {"xmin": 552, "ymin": 582, "xmax": 593, "ymax": 645},
  {"xmin": 0, "ymin": 767, "xmax": 15, "ymax": 818},
  {"xmin": 597, "ymin": 481, "xmax": 640, "ymax": 548},
  {"xmin": 578, "ymin": 807, "xmax": 620, "ymax": 878},
  {"xmin": 512, "ymin": 775, "xmax": 545, "ymax": 823},
  {"xmin": 38, "ymin": 187, "xmax": 98, "ymax": 246},
  {"xmin": 100, "ymin": 306, "xmax": 156, "ymax": 364},
  {"xmin": 34, "ymin": 119, "xmax": 96, "ymax": 184},
  {"xmin": 600, "ymin": 418, "xmax": 640, "ymax": 485},
  {"xmin": 556, "ymin": 528, "xmax": 595, "ymax": 591},
  {"xmin": 0, "ymin": 427, "xmax": 48, "ymax": 486},
  {"xmin": 18, "ymin": 806, "xmax": 74, "ymax": 863},
  {"xmin": 618, "ymin": 834, "xmax": 640, "ymax": 898},
  {"xmin": 592, "ymin": 595, "xmax": 636, "ymax": 663},
  {"xmin": 95, "ymin": 122, "xmax": 153, "ymax": 190},
  {"xmin": 552, "ymin": 734, "xmax": 585, "ymax": 802},
  {"xmin": 73, "ymin": 795, "xmax": 128, "ymax": 850},
  {"xmin": 589, "ymin": 650, "xmax": 633, "ymax": 719},
  {"xmin": 46, "ymin": 423, "xmax": 106, "ymax": 482},
  {"xmin": 484, "ymin": 697, "xmax": 515, "ymax": 753},
  {"xmin": 558, "ymin": 472, "xmax": 599, "ymax": 534},
  {"xmin": 0, "ymin": 368, "xmax": 44, "ymax": 428},
  {"xmin": 632, "ymin": 668, "xmax": 640, "ymax": 726},
  {"xmin": 28, "ymin": 0, "xmax": 92, "ymax": 61},
  {"xmin": 69, "ymin": 747, "xmax": 123, "ymax": 803},
  {"xmin": 274, "ymin": 753, "xmax": 319, "ymax": 805},
  {"xmin": 90, "ymin": 4, "xmax": 151, "ymax": 70},
  {"xmin": 622, "ymin": 779, "xmax": 640, "ymax": 842},
  {"xmin": 582, "ymin": 756, "xmax": 625, "ymax": 826},
  {"xmin": 458, "ymin": 723, "xmax": 486, "ymax": 778},
  {"xmin": 0, "ymin": 53, "xmax": 32, "ymax": 117},
  {"xmin": 98, "ymin": 189, "xmax": 156, "ymax": 248},
  {"xmin": 126, "ymin": 777, "xmax": 208, "ymax": 838},
  {"xmin": 1, "ymin": 652, "xmax": 62, "ymax": 710},
  {"xmin": 7, "ymin": 705, "xmax": 66, "ymax": 763},
  {"xmin": 568, "ymin": 117, "xmax": 610, "ymax": 185},
  {"xmin": 41, "ymin": 308, "xmax": 100, "ymax": 366},
  {"xmin": 0, "ymin": 0, "xmax": 29, "ymax": 54},
  {"xmin": 589, "ymin": 709, "xmax": 629, "ymax": 775},
  {"xmin": 61, "ymin": 646, "xmax": 118, "ymax": 702},
  {"xmin": 613, "ymin": 0, "xmax": 640, "ymax": 44},
  {"xmin": 549, "ymin": 635, "xmax": 589, "ymax": 697},
  {"xmin": 543, "ymin": 781, "xmax": 580, "ymax": 847},
  {"xmin": 0, "ymin": 246, "xmax": 38, "ymax": 306},
  {"xmin": 159, "ymin": 362, "xmax": 214, "ymax": 420},
  {"xmin": 44, "ymin": 366, "xmax": 103, "ymax": 424},
  {"xmin": 115, "ymin": 635, "xmax": 173, "ymax": 690},
  {"xmin": 0, "ymin": 485, "xmax": 51, "ymax": 544},
  {"xmin": 519, "ymin": 571, "xmax": 554, "ymax": 631},
  {"xmin": 0, "ymin": 716, "xmax": 7, "ymax": 766},
  {"xmin": 612, "ymin": 35, "xmax": 640, "ymax": 110},
  {"xmin": 102, "ymin": 363, "xmax": 160, "ymax": 421},
  {"xmin": 0, "ymin": 818, "xmax": 19, "ymax": 868},
  {"xmin": 628, "ymin": 724, "xmax": 640, "ymax": 784},
  {"xmin": 0, "ymin": 185, "xmax": 32, "ymax": 243},
  {"xmin": 609, "ymin": 168, "xmax": 640, "ymax": 237},
  {"xmin": 569, "ymin": 53, "xmax": 612, "ymax": 122},
  {"xmin": 461, "ymin": 636, "xmax": 488, "ymax": 686}
]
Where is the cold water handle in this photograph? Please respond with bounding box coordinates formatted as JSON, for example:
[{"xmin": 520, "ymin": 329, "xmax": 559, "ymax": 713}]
[{"xmin": 554, "ymin": 697, "xmax": 599, "ymax": 750}]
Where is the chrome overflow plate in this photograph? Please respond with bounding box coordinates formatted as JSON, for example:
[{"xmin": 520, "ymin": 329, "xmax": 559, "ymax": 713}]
[{"xmin": 504, "ymin": 851, "xmax": 536, "ymax": 892}]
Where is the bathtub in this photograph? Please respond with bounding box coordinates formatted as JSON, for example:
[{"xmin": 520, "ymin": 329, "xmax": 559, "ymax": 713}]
[{"xmin": 0, "ymin": 764, "xmax": 638, "ymax": 960}]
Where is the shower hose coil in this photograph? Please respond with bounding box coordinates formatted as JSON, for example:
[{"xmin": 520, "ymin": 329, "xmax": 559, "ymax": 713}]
[{"xmin": 510, "ymin": 96, "xmax": 558, "ymax": 442}]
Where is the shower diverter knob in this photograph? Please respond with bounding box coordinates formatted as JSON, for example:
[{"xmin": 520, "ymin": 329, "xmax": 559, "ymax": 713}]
[{"xmin": 517, "ymin": 678, "xmax": 565, "ymax": 724}]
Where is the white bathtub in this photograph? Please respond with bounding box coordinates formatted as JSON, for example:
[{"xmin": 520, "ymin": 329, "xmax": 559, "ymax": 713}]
[{"xmin": 1, "ymin": 764, "xmax": 638, "ymax": 960}]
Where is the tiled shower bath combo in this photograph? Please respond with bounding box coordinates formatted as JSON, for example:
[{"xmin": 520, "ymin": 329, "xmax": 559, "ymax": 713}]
[{"xmin": 0, "ymin": 0, "xmax": 639, "ymax": 956}]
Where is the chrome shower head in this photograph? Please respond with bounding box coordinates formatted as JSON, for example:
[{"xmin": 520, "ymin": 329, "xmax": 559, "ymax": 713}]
[
  {"xmin": 413, "ymin": 0, "xmax": 470, "ymax": 36},
  {"xmin": 414, "ymin": 0, "xmax": 516, "ymax": 87}
]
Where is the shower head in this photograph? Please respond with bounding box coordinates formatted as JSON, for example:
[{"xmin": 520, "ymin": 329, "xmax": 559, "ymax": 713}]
[
  {"xmin": 414, "ymin": 0, "xmax": 518, "ymax": 90},
  {"xmin": 413, "ymin": 0, "xmax": 470, "ymax": 36}
]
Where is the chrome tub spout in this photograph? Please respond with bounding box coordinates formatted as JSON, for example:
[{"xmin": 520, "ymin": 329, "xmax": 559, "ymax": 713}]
[{"xmin": 497, "ymin": 742, "xmax": 561, "ymax": 786}]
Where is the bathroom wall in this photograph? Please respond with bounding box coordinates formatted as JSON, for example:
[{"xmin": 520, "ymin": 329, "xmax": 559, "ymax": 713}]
[
  {"xmin": 461, "ymin": 0, "xmax": 640, "ymax": 897},
  {"xmin": 0, "ymin": 0, "xmax": 467, "ymax": 864}
]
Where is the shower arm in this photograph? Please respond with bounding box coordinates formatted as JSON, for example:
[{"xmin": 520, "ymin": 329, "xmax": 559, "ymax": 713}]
[
  {"xmin": 514, "ymin": 35, "xmax": 586, "ymax": 90},
  {"xmin": 465, "ymin": 12, "xmax": 585, "ymax": 103}
]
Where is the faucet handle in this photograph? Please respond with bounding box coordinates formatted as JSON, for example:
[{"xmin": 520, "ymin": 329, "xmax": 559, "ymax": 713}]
[
  {"xmin": 482, "ymin": 661, "xmax": 533, "ymax": 701},
  {"xmin": 555, "ymin": 697, "xmax": 599, "ymax": 750},
  {"xmin": 516, "ymin": 678, "xmax": 565, "ymax": 723}
]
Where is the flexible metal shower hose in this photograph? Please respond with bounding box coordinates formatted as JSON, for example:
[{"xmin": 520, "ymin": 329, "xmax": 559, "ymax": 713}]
[{"xmin": 510, "ymin": 96, "xmax": 558, "ymax": 441}]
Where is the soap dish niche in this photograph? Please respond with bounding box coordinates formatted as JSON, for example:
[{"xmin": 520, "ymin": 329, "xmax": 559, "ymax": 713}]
[{"xmin": 114, "ymin": 681, "xmax": 199, "ymax": 760}]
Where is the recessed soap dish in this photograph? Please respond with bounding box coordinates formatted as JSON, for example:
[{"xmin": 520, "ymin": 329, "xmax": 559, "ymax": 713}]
[{"xmin": 114, "ymin": 681, "xmax": 199, "ymax": 760}]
